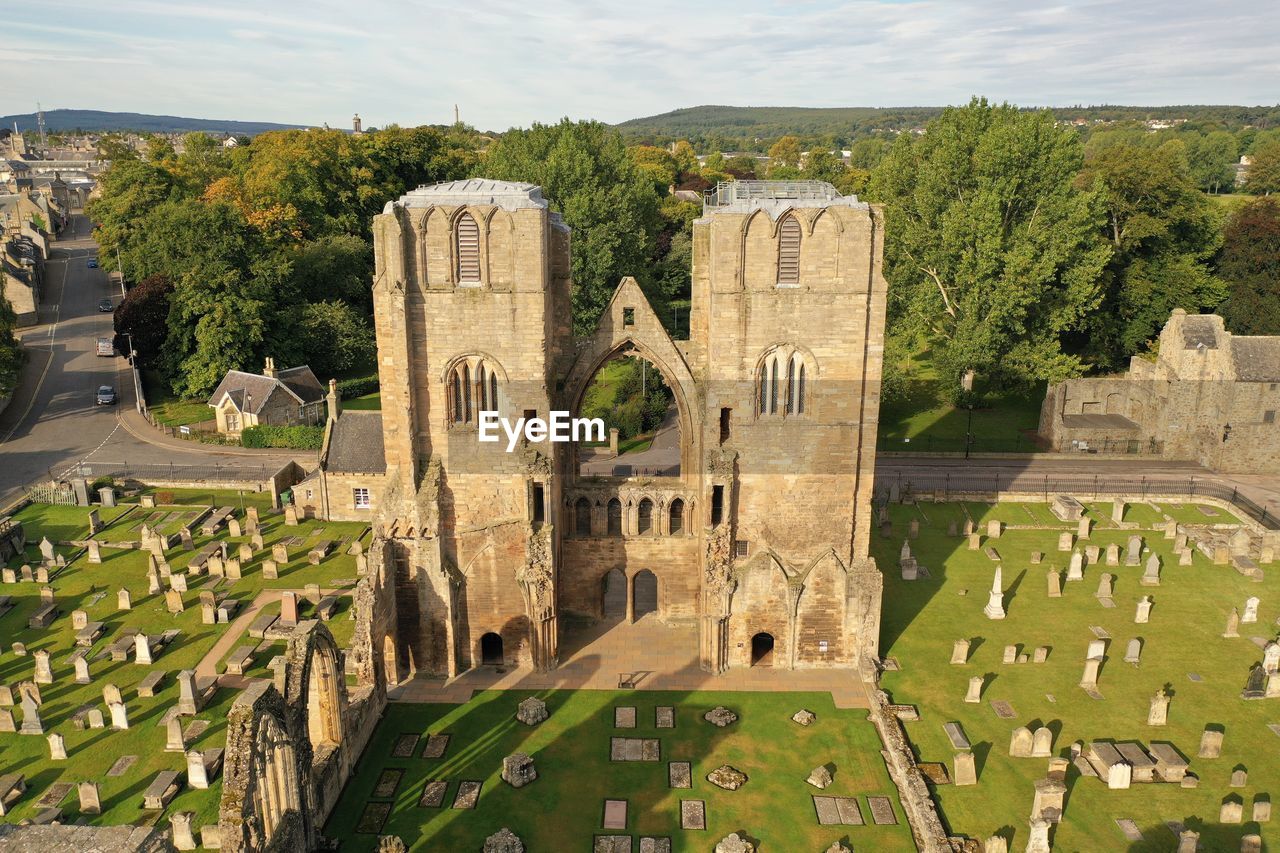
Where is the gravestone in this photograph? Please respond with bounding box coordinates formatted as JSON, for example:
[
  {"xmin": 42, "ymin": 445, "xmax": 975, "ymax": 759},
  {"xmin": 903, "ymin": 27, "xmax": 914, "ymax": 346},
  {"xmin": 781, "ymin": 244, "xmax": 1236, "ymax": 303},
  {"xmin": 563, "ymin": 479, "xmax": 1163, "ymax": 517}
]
[
  {"xmin": 74, "ymin": 655, "xmax": 90, "ymax": 684},
  {"xmin": 1046, "ymin": 570, "xmax": 1061, "ymax": 598},
  {"xmin": 135, "ymin": 633, "xmax": 153, "ymax": 666},
  {"xmin": 1199, "ymin": 728, "xmax": 1224, "ymax": 758},
  {"xmin": 1080, "ymin": 658, "xmax": 1101, "ymax": 689},
  {"xmin": 1221, "ymin": 798, "xmax": 1244, "ymax": 824},
  {"xmin": 1030, "ymin": 551, "xmax": 1043, "ymax": 565},
  {"xmin": 983, "ymin": 566, "xmax": 1005, "ymax": 620},
  {"xmin": 1032, "ymin": 727, "xmax": 1053, "ymax": 757},
  {"xmin": 87, "ymin": 709, "xmax": 104, "ymax": 729},
  {"xmin": 117, "ymin": 588, "xmax": 131, "ymax": 610},
  {"xmin": 109, "ymin": 700, "xmax": 128, "ymax": 730},
  {"xmin": 1085, "ymin": 544, "xmax": 1100, "ymax": 564},
  {"xmin": 187, "ymin": 750, "xmax": 210, "ymax": 789},
  {"xmin": 1009, "ymin": 726, "xmax": 1033, "ymax": 757},
  {"xmin": 262, "ymin": 560, "xmax": 278, "ymax": 580},
  {"xmin": 179, "ymin": 528, "xmax": 194, "ymax": 550},
  {"xmin": 86, "ymin": 540, "xmax": 101, "ymax": 564},
  {"xmin": 1096, "ymin": 574, "xmax": 1113, "ymax": 601},
  {"xmin": 1135, "ymin": 596, "xmax": 1153, "ymax": 624},
  {"xmin": 78, "ymin": 782, "xmax": 100, "ymax": 815},
  {"xmin": 279, "ymin": 592, "xmax": 298, "ymax": 627},
  {"xmin": 1105, "ymin": 543, "xmax": 1120, "ymax": 566},
  {"xmin": 38, "ymin": 538, "xmax": 54, "ymax": 563},
  {"xmin": 165, "ymin": 589, "xmax": 184, "ymax": 614},
  {"xmin": 968, "ymin": 532, "xmax": 980, "ymax": 550},
  {"xmin": 0, "ymin": 709, "xmax": 13, "ymax": 732},
  {"xmin": 965, "ymin": 676, "xmax": 983, "ymax": 703},
  {"xmin": 98, "ymin": 487, "xmax": 115, "ymax": 507},
  {"xmin": 951, "ymin": 639, "xmax": 970, "ymax": 665},
  {"xmin": 1033, "ymin": 646, "xmax": 1050, "ymax": 663},
  {"xmin": 1231, "ymin": 768, "xmax": 1248, "ymax": 787},
  {"xmin": 228, "ymin": 518, "xmax": 242, "ymax": 538},
  {"xmin": 1067, "ymin": 551, "xmax": 1084, "ymax": 581},
  {"xmin": 19, "ymin": 696, "xmax": 43, "ymax": 735},
  {"xmin": 166, "ymin": 715, "xmax": 185, "ymax": 751},
  {"xmin": 1077, "ymin": 516, "xmax": 1091, "ymax": 540},
  {"xmin": 239, "ymin": 543, "xmax": 253, "ymax": 562},
  {"xmin": 953, "ymin": 750, "xmax": 977, "ymax": 786},
  {"xmin": 987, "ymin": 520, "xmax": 1001, "ymax": 539},
  {"xmin": 1057, "ymin": 532, "xmax": 1073, "ymax": 552},
  {"xmin": 1243, "ymin": 596, "xmax": 1260, "ymax": 623},
  {"xmin": 1178, "ymin": 548, "xmax": 1193, "ymax": 566},
  {"xmin": 33, "ymin": 650, "xmax": 53, "ymax": 684},
  {"xmin": 1141, "ymin": 555, "xmax": 1161, "ymax": 586},
  {"xmin": 1112, "ymin": 499, "xmax": 1125, "ymax": 523},
  {"xmin": 47, "ymin": 732, "xmax": 66, "ymax": 760},
  {"xmin": 1224, "ymin": 607, "xmax": 1240, "ymax": 638},
  {"xmin": 284, "ymin": 505, "xmax": 299, "ymax": 526},
  {"xmin": 1125, "ymin": 536, "xmax": 1142, "ymax": 566},
  {"xmin": 1002, "ymin": 645, "xmax": 1017, "ymax": 665},
  {"xmin": 1148, "ymin": 688, "xmax": 1170, "ymax": 725},
  {"xmin": 272, "ymin": 543, "xmax": 289, "ymax": 563},
  {"xmin": 1124, "ymin": 638, "xmax": 1141, "ymax": 664}
]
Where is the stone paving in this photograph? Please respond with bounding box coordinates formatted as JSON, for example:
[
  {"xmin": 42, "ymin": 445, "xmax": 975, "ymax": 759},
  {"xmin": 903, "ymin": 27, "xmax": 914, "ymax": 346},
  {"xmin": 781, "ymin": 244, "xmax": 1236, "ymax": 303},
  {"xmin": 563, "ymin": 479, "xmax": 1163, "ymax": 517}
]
[{"xmin": 389, "ymin": 618, "xmax": 870, "ymax": 707}]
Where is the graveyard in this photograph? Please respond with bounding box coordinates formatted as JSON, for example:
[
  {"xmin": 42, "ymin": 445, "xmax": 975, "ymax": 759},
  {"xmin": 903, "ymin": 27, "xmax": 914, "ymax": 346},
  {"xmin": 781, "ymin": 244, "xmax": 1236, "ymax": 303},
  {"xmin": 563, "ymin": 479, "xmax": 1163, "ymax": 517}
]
[
  {"xmin": 0, "ymin": 489, "xmax": 369, "ymax": 830},
  {"xmin": 324, "ymin": 688, "xmax": 914, "ymax": 852},
  {"xmin": 877, "ymin": 497, "xmax": 1279, "ymax": 851}
]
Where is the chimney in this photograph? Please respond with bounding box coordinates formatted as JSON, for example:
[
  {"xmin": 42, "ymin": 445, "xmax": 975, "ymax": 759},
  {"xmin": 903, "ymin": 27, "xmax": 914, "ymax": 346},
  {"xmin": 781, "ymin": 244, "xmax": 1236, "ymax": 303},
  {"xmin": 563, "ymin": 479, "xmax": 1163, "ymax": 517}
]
[
  {"xmin": 263, "ymin": 357, "xmax": 276, "ymax": 379},
  {"xmin": 327, "ymin": 378, "xmax": 341, "ymax": 421}
]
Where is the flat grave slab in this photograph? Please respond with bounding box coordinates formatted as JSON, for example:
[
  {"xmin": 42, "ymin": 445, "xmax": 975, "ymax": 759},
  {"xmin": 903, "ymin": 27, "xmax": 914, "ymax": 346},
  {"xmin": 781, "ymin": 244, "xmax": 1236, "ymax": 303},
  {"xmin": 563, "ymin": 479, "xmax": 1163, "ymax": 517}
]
[
  {"xmin": 668, "ymin": 762, "xmax": 691, "ymax": 788},
  {"xmin": 917, "ymin": 763, "xmax": 950, "ymax": 785},
  {"xmin": 422, "ymin": 733, "xmax": 451, "ymax": 759},
  {"xmin": 814, "ymin": 796, "xmax": 841, "ymax": 825},
  {"xmin": 1090, "ymin": 626, "xmax": 1112, "ymax": 639},
  {"xmin": 106, "ymin": 755, "xmax": 138, "ymax": 777},
  {"xmin": 417, "ymin": 780, "xmax": 447, "ymax": 808},
  {"xmin": 356, "ymin": 801, "xmax": 391, "ymax": 834},
  {"xmin": 594, "ymin": 837, "xmax": 632, "ymax": 853},
  {"xmin": 603, "ymin": 798, "xmax": 628, "ymax": 830},
  {"xmin": 990, "ymin": 700, "xmax": 1016, "ymax": 719},
  {"xmin": 1116, "ymin": 819, "xmax": 1144, "ymax": 841},
  {"xmin": 611, "ymin": 737, "xmax": 659, "ymax": 761},
  {"xmin": 372, "ymin": 768, "xmax": 403, "ymax": 799},
  {"xmin": 638, "ymin": 838, "xmax": 671, "ymax": 853},
  {"xmin": 836, "ymin": 797, "xmax": 865, "ymax": 826},
  {"xmin": 944, "ymin": 721, "xmax": 970, "ymax": 749},
  {"xmin": 391, "ymin": 733, "xmax": 420, "ymax": 758},
  {"xmin": 1267, "ymin": 724, "xmax": 1280, "ymax": 738},
  {"xmin": 868, "ymin": 796, "xmax": 898, "ymax": 825},
  {"xmin": 452, "ymin": 780, "xmax": 481, "ymax": 809},
  {"xmin": 34, "ymin": 782, "xmax": 72, "ymax": 810},
  {"xmin": 614, "ymin": 706, "xmax": 636, "ymax": 729},
  {"xmin": 656, "ymin": 707, "xmax": 675, "ymax": 728},
  {"xmin": 1187, "ymin": 673, "xmax": 1204, "ymax": 682},
  {"xmin": 680, "ymin": 799, "xmax": 705, "ymax": 830},
  {"xmin": 182, "ymin": 720, "xmax": 210, "ymax": 742}
]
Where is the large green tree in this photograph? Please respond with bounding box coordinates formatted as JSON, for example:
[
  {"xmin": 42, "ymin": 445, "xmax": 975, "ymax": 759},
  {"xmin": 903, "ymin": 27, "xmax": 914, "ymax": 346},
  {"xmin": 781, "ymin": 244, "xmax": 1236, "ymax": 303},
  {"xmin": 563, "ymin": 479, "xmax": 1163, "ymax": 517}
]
[
  {"xmin": 483, "ymin": 119, "xmax": 660, "ymax": 334},
  {"xmin": 1218, "ymin": 198, "xmax": 1280, "ymax": 335},
  {"xmin": 868, "ymin": 98, "xmax": 1111, "ymax": 392},
  {"xmin": 1186, "ymin": 131, "xmax": 1238, "ymax": 194},
  {"xmin": 1078, "ymin": 141, "xmax": 1224, "ymax": 363},
  {"xmin": 1246, "ymin": 139, "xmax": 1280, "ymax": 195}
]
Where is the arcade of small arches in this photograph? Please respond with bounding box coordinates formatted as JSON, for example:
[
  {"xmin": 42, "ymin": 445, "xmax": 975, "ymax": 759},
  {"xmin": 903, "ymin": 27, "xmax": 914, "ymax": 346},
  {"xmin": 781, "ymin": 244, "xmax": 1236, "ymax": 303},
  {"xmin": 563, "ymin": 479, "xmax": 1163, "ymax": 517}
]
[
  {"xmin": 757, "ymin": 344, "xmax": 816, "ymax": 417},
  {"xmin": 445, "ymin": 353, "xmax": 506, "ymax": 426},
  {"xmin": 566, "ymin": 491, "xmax": 696, "ymax": 538},
  {"xmin": 600, "ymin": 567, "xmax": 661, "ymax": 623}
]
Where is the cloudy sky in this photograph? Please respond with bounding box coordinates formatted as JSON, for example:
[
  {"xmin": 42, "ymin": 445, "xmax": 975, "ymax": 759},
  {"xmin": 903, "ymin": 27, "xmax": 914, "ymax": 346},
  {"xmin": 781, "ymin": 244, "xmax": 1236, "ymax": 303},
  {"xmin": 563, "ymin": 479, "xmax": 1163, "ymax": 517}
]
[{"xmin": 3, "ymin": 0, "xmax": 1277, "ymax": 130}]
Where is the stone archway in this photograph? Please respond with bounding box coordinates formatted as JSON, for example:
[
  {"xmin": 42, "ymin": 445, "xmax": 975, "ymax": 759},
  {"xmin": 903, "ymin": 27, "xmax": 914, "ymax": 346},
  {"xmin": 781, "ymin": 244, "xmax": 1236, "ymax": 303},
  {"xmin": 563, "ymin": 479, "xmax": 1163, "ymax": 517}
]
[
  {"xmin": 751, "ymin": 632, "xmax": 775, "ymax": 667},
  {"xmin": 480, "ymin": 632, "xmax": 504, "ymax": 665},
  {"xmin": 602, "ymin": 569, "xmax": 627, "ymax": 620},
  {"xmin": 304, "ymin": 645, "xmax": 343, "ymax": 753},
  {"xmin": 382, "ymin": 635, "xmax": 398, "ymax": 686},
  {"xmin": 633, "ymin": 570, "xmax": 658, "ymax": 620},
  {"xmin": 250, "ymin": 714, "xmax": 301, "ymax": 845}
]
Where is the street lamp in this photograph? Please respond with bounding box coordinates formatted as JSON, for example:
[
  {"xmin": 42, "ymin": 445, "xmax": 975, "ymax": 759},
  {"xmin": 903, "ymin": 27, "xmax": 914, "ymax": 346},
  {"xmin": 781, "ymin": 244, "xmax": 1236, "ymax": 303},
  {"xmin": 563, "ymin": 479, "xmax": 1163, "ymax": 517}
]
[{"xmin": 961, "ymin": 369, "xmax": 976, "ymax": 460}]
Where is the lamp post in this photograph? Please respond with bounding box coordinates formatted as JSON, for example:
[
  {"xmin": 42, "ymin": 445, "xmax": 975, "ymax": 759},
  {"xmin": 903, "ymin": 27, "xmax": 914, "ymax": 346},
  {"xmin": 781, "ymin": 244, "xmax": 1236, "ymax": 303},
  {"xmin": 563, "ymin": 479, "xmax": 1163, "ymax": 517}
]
[{"xmin": 961, "ymin": 369, "xmax": 976, "ymax": 460}]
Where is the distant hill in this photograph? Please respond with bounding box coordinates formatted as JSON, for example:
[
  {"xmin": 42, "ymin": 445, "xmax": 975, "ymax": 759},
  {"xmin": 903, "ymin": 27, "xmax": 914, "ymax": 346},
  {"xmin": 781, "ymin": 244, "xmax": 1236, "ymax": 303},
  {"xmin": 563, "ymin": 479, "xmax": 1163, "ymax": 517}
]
[
  {"xmin": 616, "ymin": 103, "xmax": 1280, "ymax": 146},
  {"xmin": 0, "ymin": 109, "xmax": 313, "ymax": 136}
]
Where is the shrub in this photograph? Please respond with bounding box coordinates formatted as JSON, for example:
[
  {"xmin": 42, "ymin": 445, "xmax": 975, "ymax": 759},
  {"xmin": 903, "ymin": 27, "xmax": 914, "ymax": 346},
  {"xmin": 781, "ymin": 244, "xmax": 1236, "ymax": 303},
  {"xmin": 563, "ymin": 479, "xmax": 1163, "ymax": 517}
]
[
  {"xmin": 336, "ymin": 374, "xmax": 379, "ymax": 399},
  {"xmin": 241, "ymin": 425, "xmax": 325, "ymax": 450}
]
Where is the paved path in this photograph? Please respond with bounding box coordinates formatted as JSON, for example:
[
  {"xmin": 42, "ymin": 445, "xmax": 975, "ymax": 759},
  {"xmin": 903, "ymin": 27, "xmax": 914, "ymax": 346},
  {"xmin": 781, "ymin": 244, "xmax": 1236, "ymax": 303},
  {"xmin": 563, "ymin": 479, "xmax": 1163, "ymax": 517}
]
[
  {"xmin": 388, "ymin": 617, "xmax": 870, "ymax": 708},
  {"xmin": 0, "ymin": 213, "xmax": 313, "ymax": 508}
]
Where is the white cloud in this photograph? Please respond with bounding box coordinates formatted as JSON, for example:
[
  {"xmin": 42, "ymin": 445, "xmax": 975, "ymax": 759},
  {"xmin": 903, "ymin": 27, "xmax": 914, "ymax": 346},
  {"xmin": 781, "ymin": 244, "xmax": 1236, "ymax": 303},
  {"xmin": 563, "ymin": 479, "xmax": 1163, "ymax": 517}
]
[{"xmin": 2, "ymin": 0, "xmax": 1277, "ymax": 128}]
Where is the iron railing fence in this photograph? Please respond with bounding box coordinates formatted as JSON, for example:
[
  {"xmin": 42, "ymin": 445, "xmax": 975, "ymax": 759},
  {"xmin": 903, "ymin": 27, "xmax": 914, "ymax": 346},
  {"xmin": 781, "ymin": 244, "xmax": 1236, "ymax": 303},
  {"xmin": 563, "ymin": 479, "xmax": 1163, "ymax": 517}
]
[{"xmin": 877, "ymin": 472, "xmax": 1277, "ymax": 530}]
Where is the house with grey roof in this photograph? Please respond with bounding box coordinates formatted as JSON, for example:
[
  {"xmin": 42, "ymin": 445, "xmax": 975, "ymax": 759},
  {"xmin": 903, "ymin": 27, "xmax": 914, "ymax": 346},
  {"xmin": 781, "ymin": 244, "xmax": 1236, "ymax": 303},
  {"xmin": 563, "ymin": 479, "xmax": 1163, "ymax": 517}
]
[
  {"xmin": 291, "ymin": 380, "xmax": 388, "ymax": 521},
  {"xmin": 206, "ymin": 358, "xmax": 326, "ymax": 435},
  {"xmin": 1040, "ymin": 310, "xmax": 1280, "ymax": 473}
]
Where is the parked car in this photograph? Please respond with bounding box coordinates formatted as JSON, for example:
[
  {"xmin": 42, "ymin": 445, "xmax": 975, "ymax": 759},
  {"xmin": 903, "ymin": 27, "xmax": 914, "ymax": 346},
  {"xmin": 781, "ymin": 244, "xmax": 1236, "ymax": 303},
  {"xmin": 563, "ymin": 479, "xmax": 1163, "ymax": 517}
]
[
  {"xmin": 95, "ymin": 385, "xmax": 116, "ymax": 405},
  {"xmin": 97, "ymin": 299, "xmax": 113, "ymax": 313},
  {"xmin": 95, "ymin": 338, "xmax": 114, "ymax": 357},
  {"xmin": 87, "ymin": 258, "xmax": 98, "ymax": 269}
]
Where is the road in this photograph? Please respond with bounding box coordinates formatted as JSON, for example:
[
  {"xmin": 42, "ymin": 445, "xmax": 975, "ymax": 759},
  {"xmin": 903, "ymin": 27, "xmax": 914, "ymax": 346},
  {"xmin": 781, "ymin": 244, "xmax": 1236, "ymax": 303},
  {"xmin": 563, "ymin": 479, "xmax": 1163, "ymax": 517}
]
[{"xmin": 0, "ymin": 213, "xmax": 307, "ymax": 508}]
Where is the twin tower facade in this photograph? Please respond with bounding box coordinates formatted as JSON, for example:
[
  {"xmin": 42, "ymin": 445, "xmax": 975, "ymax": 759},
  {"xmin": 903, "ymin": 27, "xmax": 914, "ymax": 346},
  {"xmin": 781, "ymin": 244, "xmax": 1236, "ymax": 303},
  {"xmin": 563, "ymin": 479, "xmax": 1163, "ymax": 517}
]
[{"xmin": 367, "ymin": 178, "xmax": 887, "ymax": 680}]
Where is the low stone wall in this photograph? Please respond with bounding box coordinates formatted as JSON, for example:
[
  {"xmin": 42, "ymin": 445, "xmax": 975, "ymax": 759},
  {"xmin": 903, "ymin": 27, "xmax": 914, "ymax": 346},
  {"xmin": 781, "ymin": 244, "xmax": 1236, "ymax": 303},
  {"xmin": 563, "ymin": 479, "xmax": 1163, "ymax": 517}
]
[{"xmin": 865, "ymin": 687, "xmax": 951, "ymax": 853}]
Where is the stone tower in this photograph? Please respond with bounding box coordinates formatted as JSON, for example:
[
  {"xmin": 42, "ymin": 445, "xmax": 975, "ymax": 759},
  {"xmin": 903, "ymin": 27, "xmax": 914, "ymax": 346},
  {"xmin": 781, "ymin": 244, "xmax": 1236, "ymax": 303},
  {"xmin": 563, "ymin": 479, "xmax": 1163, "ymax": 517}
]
[
  {"xmin": 369, "ymin": 179, "xmax": 886, "ymax": 680},
  {"xmin": 352, "ymin": 114, "xmax": 362, "ymax": 134}
]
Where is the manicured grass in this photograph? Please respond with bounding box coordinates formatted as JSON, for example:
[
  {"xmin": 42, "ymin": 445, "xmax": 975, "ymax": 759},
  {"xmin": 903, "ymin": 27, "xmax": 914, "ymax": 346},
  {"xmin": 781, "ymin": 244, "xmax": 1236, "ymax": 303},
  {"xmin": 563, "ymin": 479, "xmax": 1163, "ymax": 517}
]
[
  {"xmin": 344, "ymin": 392, "xmax": 382, "ymax": 411},
  {"xmin": 136, "ymin": 487, "xmax": 276, "ymax": 511},
  {"xmin": 0, "ymin": 499, "xmax": 370, "ymax": 828},
  {"xmin": 141, "ymin": 368, "xmax": 211, "ymax": 427},
  {"xmin": 326, "ymin": 690, "xmax": 911, "ymax": 852},
  {"xmin": 878, "ymin": 347, "xmax": 1045, "ymax": 453},
  {"xmin": 877, "ymin": 500, "xmax": 1277, "ymax": 850}
]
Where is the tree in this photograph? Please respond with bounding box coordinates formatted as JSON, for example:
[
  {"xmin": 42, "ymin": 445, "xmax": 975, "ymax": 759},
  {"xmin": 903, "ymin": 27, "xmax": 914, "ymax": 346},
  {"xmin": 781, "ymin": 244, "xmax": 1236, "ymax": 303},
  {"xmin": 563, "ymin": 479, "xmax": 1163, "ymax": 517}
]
[
  {"xmin": 847, "ymin": 138, "xmax": 889, "ymax": 171},
  {"xmin": 767, "ymin": 136, "xmax": 802, "ymax": 170},
  {"xmin": 868, "ymin": 98, "xmax": 1112, "ymax": 393},
  {"xmin": 1246, "ymin": 140, "xmax": 1280, "ymax": 195},
  {"xmin": 803, "ymin": 149, "xmax": 847, "ymax": 184},
  {"xmin": 1079, "ymin": 141, "xmax": 1224, "ymax": 363},
  {"xmin": 112, "ymin": 274, "xmax": 173, "ymax": 366},
  {"xmin": 0, "ymin": 296, "xmax": 21, "ymax": 396},
  {"xmin": 1186, "ymin": 131, "xmax": 1237, "ymax": 193},
  {"xmin": 300, "ymin": 301, "xmax": 376, "ymax": 377},
  {"xmin": 630, "ymin": 145, "xmax": 677, "ymax": 193},
  {"xmin": 483, "ymin": 119, "xmax": 660, "ymax": 334},
  {"xmin": 87, "ymin": 159, "xmax": 180, "ymax": 275},
  {"xmin": 1218, "ymin": 198, "xmax": 1280, "ymax": 335}
]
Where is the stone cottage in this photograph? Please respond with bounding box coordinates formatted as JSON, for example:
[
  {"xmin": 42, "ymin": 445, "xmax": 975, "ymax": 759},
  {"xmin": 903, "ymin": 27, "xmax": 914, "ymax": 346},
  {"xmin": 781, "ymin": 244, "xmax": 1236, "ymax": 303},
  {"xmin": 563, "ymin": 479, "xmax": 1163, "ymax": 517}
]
[
  {"xmin": 207, "ymin": 359, "xmax": 326, "ymax": 436},
  {"xmin": 295, "ymin": 381, "xmax": 387, "ymax": 521},
  {"xmin": 1040, "ymin": 310, "xmax": 1280, "ymax": 473}
]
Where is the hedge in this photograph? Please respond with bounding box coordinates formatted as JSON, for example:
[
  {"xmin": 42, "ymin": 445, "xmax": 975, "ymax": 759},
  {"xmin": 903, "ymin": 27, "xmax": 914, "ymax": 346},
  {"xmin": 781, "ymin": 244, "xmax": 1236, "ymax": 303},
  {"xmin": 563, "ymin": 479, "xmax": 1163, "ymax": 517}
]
[
  {"xmin": 336, "ymin": 374, "xmax": 379, "ymax": 399},
  {"xmin": 240, "ymin": 425, "xmax": 325, "ymax": 450}
]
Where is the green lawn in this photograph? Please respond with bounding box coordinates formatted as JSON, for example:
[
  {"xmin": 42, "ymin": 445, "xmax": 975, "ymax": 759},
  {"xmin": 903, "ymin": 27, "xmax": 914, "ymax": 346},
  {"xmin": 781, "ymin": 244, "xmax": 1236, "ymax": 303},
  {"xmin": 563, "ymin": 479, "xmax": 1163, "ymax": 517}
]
[
  {"xmin": 878, "ymin": 347, "xmax": 1045, "ymax": 453},
  {"xmin": 344, "ymin": 392, "xmax": 382, "ymax": 412},
  {"xmin": 0, "ymin": 496, "xmax": 370, "ymax": 829},
  {"xmin": 878, "ymin": 499, "xmax": 1276, "ymax": 850},
  {"xmin": 326, "ymin": 690, "xmax": 911, "ymax": 852},
  {"xmin": 141, "ymin": 369, "xmax": 211, "ymax": 427}
]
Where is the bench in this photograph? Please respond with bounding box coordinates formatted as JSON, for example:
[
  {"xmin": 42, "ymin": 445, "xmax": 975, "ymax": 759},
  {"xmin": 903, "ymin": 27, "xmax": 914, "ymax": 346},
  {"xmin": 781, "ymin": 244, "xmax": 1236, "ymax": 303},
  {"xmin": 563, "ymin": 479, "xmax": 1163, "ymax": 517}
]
[
  {"xmin": 225, "ymin": 645, "xmax": 257, "ymax": 676},
  {"xmin": 142, "ymin": 770, "xmax": 182, "ymax": 810},
  {"xmin": 248, "ymin": 611, "xmax": 278, "ymax": 639}
]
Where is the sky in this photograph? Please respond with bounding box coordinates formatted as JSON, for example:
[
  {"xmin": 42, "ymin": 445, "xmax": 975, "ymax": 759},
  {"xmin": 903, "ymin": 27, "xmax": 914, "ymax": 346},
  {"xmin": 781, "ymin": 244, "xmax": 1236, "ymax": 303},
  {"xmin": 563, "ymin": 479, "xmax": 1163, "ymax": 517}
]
[{"xmin": 3, "ymin": 0, "xmax": 1278, "ymax": 130}]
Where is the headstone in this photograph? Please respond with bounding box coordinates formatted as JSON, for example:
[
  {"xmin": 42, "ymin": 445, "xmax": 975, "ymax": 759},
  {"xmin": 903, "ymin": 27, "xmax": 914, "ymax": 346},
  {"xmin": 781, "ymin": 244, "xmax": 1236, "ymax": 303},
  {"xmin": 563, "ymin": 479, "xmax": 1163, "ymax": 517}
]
[
  {"xmin": 179, "ymin": 528, "xmax": 194, "ymax": 550},
  {"xmin": 166, "ymin": 715, "xmax": 185, "ymax": 751},
  {"xmin": 86, "ymin": 539, "xmax": 102, "ymax": 564},
  {"xmin": 1124, "ymin": 638, "xmax": 1141, "ymax": 664},
  {"xmin": 1243, "ymin": 596, "xmax": 1260, "ymax": 623},
  {"xmin": 171, "ymin": 812, "xmax": 196, "ymax": 851},
  {"xmin": 1263, "ymin": 641, "xmax": 1280, "ymax": 674},
  {"xmin": 1221, "ymin": 798, "xmax": 1244, "ymax": 824},
  {"xmin": 102, "ymin": 682, "xmax": 122, "ymax": 705},
  {"xmin": 0, "ymin": 709, "xmax": 13, "ymax": 732},
  {"xmin": 1125, "ymin": 535, "xmax": 1142, "ymax": 566},
  {"xmin": 117, "ymin": 588, "xmax": 131, "ymax": 611},
  {"xmin": 1141, "ymin": 554, "xmax": 1161, "ymax": 586},
  {"xmin": 953, "ymin": 750, "xmax": 977, "ymax": 786},
  {"xmin": 87, "ymin": 709, "xmax": 104, "ymax": 728},
  {"xmin": 33, "ymin": 650, "xmax": 53, "ymax": 684},
  {"xmin": 1148, "ymin": 688, "xmax": 1170, "ymax": 725},
  {"xmin": 47, "ymin": 732, "xmax": 67, "ymax": 760},
  {"xmin": 1105, "ymin": 543, "xmax": 1120, "ymax": 566},
  {"xmin": 987, "ymin": 520, "xmax": 1001, "ymax": 539},
  {"xmin": 964, "ymin": 676, "xmax": 983, "ymax": 703},
  {"xmin": 1112, "ymin": 499, "xmax": 1125, "ymax": 523},
  {"xmin": 109, "ymin": 700, "xmax": 128, "ymax": 730},
  {"xmin": 187, "ymin": 750, "xmax": 209, "ymax": 789},
  {"xmin": 983, "ymin": 565, "xmax": 1005, "ymax": 619},
  {"xmin": 1031, "ymin": 727, "xmax": 1053, "ymax": 757},
  {"xmin": 1135, "ymin": 595, "xmax": 1152, "ymax": 624},
  {"xmin": 1046, "ymin": 570, "xmax": 1061, "ymax": 598},
  {"xmin": 1096, "ymin": 573, "xmax": 1113, "ymax": 601},
  {"xmin": 968, "ymin": 532, "xmax": 980, "ymax": 551},
  {"xmin": 1030, "ymin": 551, "xmax": 1043, "ymax": 565},
  {"xmin": 1002, "ymin": 645, "xmax": 1018, "ymax": 664},
  {"xmin": 1033, "ymin": 646, "xmax": 1049, "ymax": 663},
  {"xmin": 19, "ymin": 695, "xmax": 43, "ymax": 734},
  {"xmin": 135, "ymin": 633, "xmax": 153, "ymax": 665},
  {"xmin": 1057, "ymin": 532, "xmax": 1073, "ymax": 552},
  {"xmin": 1179, "ymin": 547, "xmax": 1194, "ymax": 566},
  {"xmin": 951, "ymin": 639, "xmax": 970, "ymax": 665},
  {"xmin": 1026, "ymin": 818, "xmax": 1051, "ymax": 853},
  {"xmin": 1009, "ymin": 726, "xmax": 1034, "ymax": 757},
  {"xmin": 74, "ymin": 655, "xmax": 90, "ymax": 684},
  {"xmin": 272, "ymin": 543, "xmax": 289, "ymax": 563},
  {"xmin": 1077, "ymin": 516, "xmax": 1091, "ymax": 540},
  {"xmin": 98, "ymin": 486, "xmax": 116, "ymax": 507},
  {"xmin": 38, "ymin": 537, "xmax": 54, "ymax": 563},
  {"xmin": 148, "ymin": 567, "xmax": 162, "ymax": 595},
  {"xmin": 165, "ymin": 588, "xmax": 184, "ymax": 613},
  {"xmin": 228, "ymin": 518, "xmax": 242, "ymax": 538},
  {"xmin": 1224, "ymin": 607, "xmax": 1241, "ymax": 638},
  {"xmin": 1231, "ymin": 768, "xmax": 1248, "ymax": 787},
  {"xmin": 1080, "ymin": 658, "xmax": 1101, "ymax": 689},
  {"xmin": 1199, "ymin": 728, "xmax": 1224, "ymax": 758},
  {"xmin": 1085, "ymin": 544, "xmax": 1100, "ymax": 564},
  {"xmin": 1253, "ymin": 798, "xmax": 1271, "ymax": 823},
  {"xmin": 262, "ymin": 559, "xmax": 278, "ymax": 580},
  {"xmin": 1067, "ymin": 551, "xmax": 1084, "ymax": 581},
  {"xmin": 279, "ymin": 591, "xmax": 298, "ymax": 627},
  {"xmin": 78, "ymin": 782, "xmax": 100, "ymax": 814}
]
